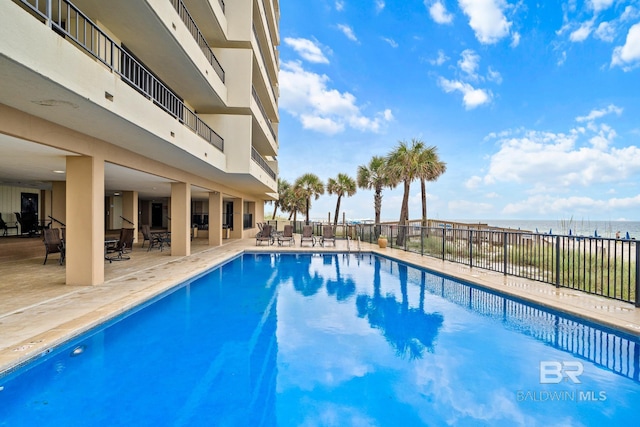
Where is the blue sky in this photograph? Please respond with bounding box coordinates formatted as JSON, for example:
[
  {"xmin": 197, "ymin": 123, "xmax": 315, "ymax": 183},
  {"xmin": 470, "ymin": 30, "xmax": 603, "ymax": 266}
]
[{"xmin": 275, "ymin": 0, "xmax": 640, "ymax": 222}]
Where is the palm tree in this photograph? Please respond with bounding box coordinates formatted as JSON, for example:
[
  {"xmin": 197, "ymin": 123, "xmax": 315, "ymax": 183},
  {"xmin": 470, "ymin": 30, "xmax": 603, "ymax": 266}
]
[
  {"xmin": 386, "ymin": 139, "xmax": 425, "ymax": 246},
  {"xmin": 417, "ymin": 145, "xmax": 446, "ymax": 228},
  {"xmin": 271, "ymin": 178, "xmax": 290, "ymax": 219},
  {"xmin": 288, "ymin": 190, "xmax": 306, "ymax": 224},
  {"xmin": 357, "ymin": 156, "xmax": 391, "ymax": 230},
  {"xmin": 293, "ymin": 173, "xmax": 325, "ymax": 225},
  {"xmin": 326, "ymin": 173, "xmax": 357, "ymax": 227}
]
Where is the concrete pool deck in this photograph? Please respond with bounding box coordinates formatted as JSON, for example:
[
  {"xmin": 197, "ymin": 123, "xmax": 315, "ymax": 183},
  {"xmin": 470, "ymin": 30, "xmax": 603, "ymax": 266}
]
[{"xmin": 1, "ymin": 236, "xmax": 639, "ymax": 375}]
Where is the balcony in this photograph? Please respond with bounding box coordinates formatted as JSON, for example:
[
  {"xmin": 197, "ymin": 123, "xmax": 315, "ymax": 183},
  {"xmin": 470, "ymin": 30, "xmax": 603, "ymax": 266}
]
[
  {"xmin": 252, "ymin": 25, "xmax": 278, "ymax": 105},
  {"xmin": 16, "ymin": 0, "xmax": 224, "ymax": 152},
  {"xmin": 252, "ymin": 87, "xmax": 277, "ymax": 143},
  {"xmin": 169, "ymin": 0, "xmax": 224, "ymax": 83},
  {"xmin": 251, "ymin": 147, "xmax": 276, "ymax": 181}
]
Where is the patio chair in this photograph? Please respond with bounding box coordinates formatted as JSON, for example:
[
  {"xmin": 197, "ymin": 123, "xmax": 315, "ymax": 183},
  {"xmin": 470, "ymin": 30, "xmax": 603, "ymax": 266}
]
[
  {"xmin": 140, "ymin": 224, "xmax": 160, "ymax": 250},
  {"xmin": 300, "ymin": 225, "xmax": 315, "ymax": 247},
  {"xmin": 43, "ymin": 228, "xmax": 65, "ymax": 265},
  {"xmin": 319, "ymin": 225, "xmax": 336, "ymax": 247},
  {"xmin": 0, "ymin": 213, "xmax": 18, "ymax": 236},
  {"xmin": 256, "ymin": 224, "xmax": 273, "ymax": 246},
  {"xmin": 105, "ymin": 228, "xmax": 135, "ymax": 262},
  {"xmin": 15, "ymin": 212, "xmax": 39, "ymax": 237},
  {"xmin": 277, "ymin": 224, "xmax": 295, "ymax": 246}
]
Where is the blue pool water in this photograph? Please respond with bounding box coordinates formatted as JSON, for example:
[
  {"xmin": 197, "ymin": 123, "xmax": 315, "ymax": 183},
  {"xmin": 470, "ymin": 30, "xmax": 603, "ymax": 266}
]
[{"xmin": 1, "ymin": 253, "xmax": 639, "ymax": 426}]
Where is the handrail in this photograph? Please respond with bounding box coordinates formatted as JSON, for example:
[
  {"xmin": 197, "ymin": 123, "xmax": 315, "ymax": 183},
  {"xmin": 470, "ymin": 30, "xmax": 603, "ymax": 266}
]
[
  {"xmin": 251, "ymin": 147, "xmax": 277, "ymax": 180},
  {"xmin": 119, "ymin": 216, "xmax": 134, "ymax": 225},
  {"xmin": 252, "ymin": 25, "xmax": 278, "ymax": 102},
  {"xmin": 18, "ymin": 0, "xmax": 224, "ymax": 152},
  {"xmin": 169, "ymin": 0, "xmax": 225, "ymax": 82},
  {"xmin": 48, "ymin": 215, "xmax": 65, "ymax": 227},
  {"xmin": 252, "ymin": 86, "xmax": 277, "ymax": 141}
]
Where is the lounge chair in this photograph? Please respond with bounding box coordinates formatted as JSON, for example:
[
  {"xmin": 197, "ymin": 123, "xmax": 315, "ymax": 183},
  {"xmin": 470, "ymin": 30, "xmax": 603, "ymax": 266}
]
[
  {"xmin": 278, "ymin": 224, "xmax": 295, "ymax": 246},
  {"xmin": 105, "ymin": 228, "xmax": 135, "ymax": 262},
  {"xmin": 43, "ymin": 228, "xmax": 65, "ymax": 265},
  {"xmin": 320, "ymin": 225, "xmax": 336, "ymax": 247},
  {"xmin": 256, "ymin": 224, "xmax": 273, "ymax": 245},
  {"xmin": 300, "ymin": 225, "xmax": 315, "ymax": 247}
]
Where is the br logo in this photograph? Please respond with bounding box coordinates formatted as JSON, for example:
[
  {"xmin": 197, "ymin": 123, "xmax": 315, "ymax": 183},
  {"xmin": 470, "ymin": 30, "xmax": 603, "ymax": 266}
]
[{"xmin": 539, "ymin": 361, "xmax": 584, "ymax": 384}]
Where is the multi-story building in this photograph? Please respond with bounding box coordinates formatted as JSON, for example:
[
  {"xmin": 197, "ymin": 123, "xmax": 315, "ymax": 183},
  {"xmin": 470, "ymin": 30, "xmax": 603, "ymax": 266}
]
[{"xmin": 0, "ymin": 0, "xmax": 280, "ymax": 284}]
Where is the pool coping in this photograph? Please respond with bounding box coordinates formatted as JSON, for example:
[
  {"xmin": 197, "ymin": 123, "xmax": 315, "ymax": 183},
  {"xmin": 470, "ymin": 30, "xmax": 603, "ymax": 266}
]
[{"xmin": 1, "ymin": 242, "xmax": 639, "ymax": 376}]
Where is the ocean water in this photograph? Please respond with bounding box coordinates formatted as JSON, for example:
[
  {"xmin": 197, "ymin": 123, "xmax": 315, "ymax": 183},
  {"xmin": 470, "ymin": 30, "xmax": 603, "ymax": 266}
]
[
  {"xmin": 350, "ymin": 218, "xmax": 639, "ymax": 240},
  {"xmin": 470, "ymin": 219, "xmax": 640, "ymax": 239}
]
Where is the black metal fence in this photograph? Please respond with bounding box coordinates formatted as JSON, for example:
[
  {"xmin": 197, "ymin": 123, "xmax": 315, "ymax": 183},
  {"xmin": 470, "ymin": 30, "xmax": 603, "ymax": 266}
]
[{"xmin": 266, "ymin": 221, "xmax": 639, "ymax": 306}]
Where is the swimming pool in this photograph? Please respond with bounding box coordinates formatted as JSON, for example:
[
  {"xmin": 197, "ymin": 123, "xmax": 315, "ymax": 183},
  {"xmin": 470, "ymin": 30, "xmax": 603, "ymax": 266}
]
[{"xmin": 1, "ymin": 253, "xmax": 639, "ymax": 426}]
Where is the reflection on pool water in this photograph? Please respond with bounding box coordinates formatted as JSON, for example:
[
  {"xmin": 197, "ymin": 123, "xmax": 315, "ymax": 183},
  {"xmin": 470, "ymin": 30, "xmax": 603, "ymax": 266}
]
[{"xmin": 1, "ymin": 253, "xmax": 639, "ymax": 426}]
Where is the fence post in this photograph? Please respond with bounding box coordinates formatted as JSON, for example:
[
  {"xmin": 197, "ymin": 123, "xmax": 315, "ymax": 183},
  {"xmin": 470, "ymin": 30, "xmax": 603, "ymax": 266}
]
[
  {"xmin": 555, "ymin": 236, "xmax": 561, "ymax": 288},
  {"xmin": 503, "ymin": 232, "xmax": 508, "ymax": 275},
  {"xmin": 421, "ymin": 226, "xmax": 424, "ymax": 256},
  {"xmin": 469, "ymin": 230, "xmax": 473, "ymax": 268},
  {"xmin": 635, "ymin": 243, "xmax": 639, "ymax": 307},
  {"xmin": 442, "ymin": 228, "xmax": 445, "ymax": 261}
]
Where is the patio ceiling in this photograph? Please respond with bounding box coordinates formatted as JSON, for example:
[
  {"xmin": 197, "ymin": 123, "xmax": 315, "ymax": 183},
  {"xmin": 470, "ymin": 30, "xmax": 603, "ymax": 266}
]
[{"xmin": 0, "ymin": 133, "xmax": 212, "ymax": 200}]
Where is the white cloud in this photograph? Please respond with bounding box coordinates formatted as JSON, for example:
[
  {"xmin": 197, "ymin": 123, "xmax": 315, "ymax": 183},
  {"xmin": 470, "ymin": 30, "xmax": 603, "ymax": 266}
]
[
  {"xmin": 458, "ymin": 49, "xmax": 481, "ymax": 78},
  {"xmin": 575, "ymin": 104, "xmax": 623, "ymax": 123},
  {"xmin": 611, "ymin": 22, "xmax": 640, "ymax": 70},
  {"xmin": 487, "ymin": 67, "xmax": 502, "ymax": 84},
  {"xmin": 557, "ymin": 50, "xmax": 567, "ymax": 66},
  {"xmin": 430, "ymin": 50, "xmax": 449, "ymax": 66},
  {"xmin": 480, "ymin": 124, "xmax": 640, "ymax": 190},
  {"xmin": 335, "ymin": 1, "xmax": 345, "ymax": 11},
  {"xmin": 337, "ymin": 24, "xmax": 358, "ymax": 42},
  {"xmin": 300, "ymin": 115, "xmax": 344, "ymax": 134},
  {"xmin": 621, "ymin": 6, "xmax": 640, "ymax": 22},
  {"xmin": 510, "ymin": 31, "xmax": 521, "ymax": 47},
  {"xmin": 375, "ymin": 0, "xmax": 385, "ymax": 13},
  {"xmin": 438, "ymin": 77, "xmax": 492, "ymax": 109},
  {"xmin": 382, "ymin": 37, "xmax": 398, "ymax": 48},
  {"xmin": 594, "ymin": 21, "xmax": 615, "ymax": 42},
  {"xmin": 465, "ymin": 176, "xmax": 483, "ymax": 189},
  {"xmin": 284, "ymin": 37, "xmax": 329, "ymax": 64},
  {"xmin": 502, "ymin": 194, "xmax": 640, "ymax": 216},
  {"xmin": 279, "ymin": 61, "xmax": 393, "ymax": 134},
  {"xmin": 458, "ymin": 0, "xmax": 512, "ymax": 44},
  {"xmin": 569, "ymin": 20, "xmax": 593, "ymax": 42},
  {"xmin": 428, "ymin": 1, "xmax": 454, "ymax": 24},
  {"xmin": 589, "ymin": 0, "xmax": 615, "ymax": 13}
]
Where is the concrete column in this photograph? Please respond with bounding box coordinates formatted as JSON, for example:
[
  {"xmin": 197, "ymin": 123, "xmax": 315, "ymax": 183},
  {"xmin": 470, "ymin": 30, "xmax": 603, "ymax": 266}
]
[
  {"xmin": 208, "ymin": 191, "xmax": 222, "ymax": 246},
  {"xmin": 51, "ymin": 181, "xmax": 66, "ymax": 226},
  {"xmin": 230, "ymin": 198, "xmax": 243, "ymax": 239},
  {"xmin": 170, "ymin": 182, "xmax": 190, "ymax": 256},
  {"xmin": 122, "ymin": 191, "xmax": 138, "ymax": 243},
  {"xmin": 66, "ymin": 155, "xmax": 104, "ymax": 285}
]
